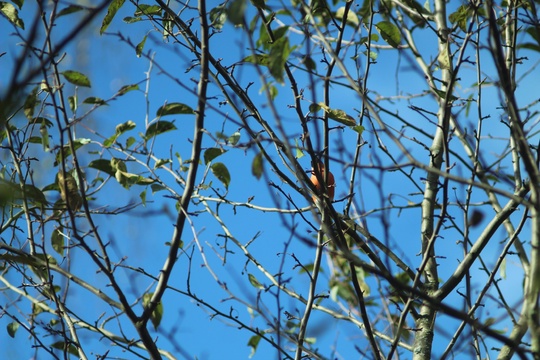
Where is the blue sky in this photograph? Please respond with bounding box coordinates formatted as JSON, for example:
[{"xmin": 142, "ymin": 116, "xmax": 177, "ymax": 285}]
[{"xmin": 1, "ymin": 1, "xmax": 538, "ymax": 359}]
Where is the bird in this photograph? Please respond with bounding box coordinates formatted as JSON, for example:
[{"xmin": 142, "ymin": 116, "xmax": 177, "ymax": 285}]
[{"xmin": 310, "ymin": 161, "xmax": 335, "ymax": 202}]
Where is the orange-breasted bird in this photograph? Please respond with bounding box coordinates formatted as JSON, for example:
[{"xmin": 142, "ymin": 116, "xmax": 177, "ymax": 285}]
[{"xmin": 310, "ymin": 162, "xmax": 335, "ymax": 202}]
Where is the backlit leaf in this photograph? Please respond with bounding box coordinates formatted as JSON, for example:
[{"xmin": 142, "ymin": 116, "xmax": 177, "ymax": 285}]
[
  {"xmin": 142, "ymin": 293, "xmax": 163, "ymax": 329},
  {"xmin": 100, "ymin": 0, "xmax": 126, "ymax": 34},
  {"xmin": 335, "ymin": 6, "xmax": 359, "ymax": 26},
  {"xmin": 0, "ymin": 2, "xmax": 24, "ymax": 29},
  {"xmin": 63, "ymin": 70, "xmax": 91, "ymax": 87},
  {"xmin": 136, "ymin": 35, "xmax": 147, "ymax": 57},
  {"xmin": 248, "ymin": 273, "xmax": 264, "ymax": 289}
]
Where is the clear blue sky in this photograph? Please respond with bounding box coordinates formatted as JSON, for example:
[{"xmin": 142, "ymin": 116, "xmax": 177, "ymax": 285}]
[{"xmin": 1, "ymin": 1, "xmax": 537, "ymax": 359}]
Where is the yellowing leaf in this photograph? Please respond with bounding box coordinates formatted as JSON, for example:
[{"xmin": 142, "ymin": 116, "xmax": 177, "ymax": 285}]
[
  {"xmin": 335, "ymin": 6, "xmax": 359, "ymax": 26},
  {"xmin": 438, "ymin": 46, "xmax": 452, "ymax": 70},
  {"xmin": 318, "ymin": 103, "xmax": 356, "ymax": 126},
  {"xmin": 142, "ymin": 293, "xmax": 163, "ymax": 329},
  {"xmin": 248, "ymin": 273, "xmax": 264, "ymax": 289}
]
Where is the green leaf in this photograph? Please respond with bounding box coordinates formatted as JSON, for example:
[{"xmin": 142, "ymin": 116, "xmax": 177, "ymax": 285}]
[
  {"xmin": 243, "ymin": 54, "xmax": 270, "ymax": 66},
  {"xmin": 352, "ymin": 125, "xmax": 365, "ymax": 135},
  {"xmin": 21, "ymin": 183, "xmax": 48, "ymax": 206},
  {"xmin": 204, "ymin": 148, "xmax": 226, "ymax": 165},
  {"xmin": 375, "ymin": 21, "xmax": 401, "ymax": 48},
  {"xmin": 100, "ymin": 0, "xmax": 126, "ymax": 34},
  {"xmin": 134, "ymin": 4, "xmax": 161, "ymax": 16},
  {"xmin": 526, "ymin": 26, "xmax": 540, "ymax": 43},
  {"xmin": 57, "ymin": 5, "xmax": 84, "ymax": 17},
  {"xmin": 110, "ymin": 157, "xmax": 127, "ymax": 173},
  {"xmin": 227, "ymin": 131, "xmax": 241, "ymax": 145},
  {"xmin": 151, "ymin": 184, "xmax": 166, "ymax": 193},
  {"xmin": 257, "ymin": 25, "xmax": 289, "ymax": 50},
  {"xmin": 83, "ymin": 97, "xmax": 107, "ymax": 106},
  {"xmin": 318, "ymin": 103, "xmax": 356, "ymax": 126},
  {"xmin": 211, "ymin": 162, "xmax": 231, "ymax": 189},
  {"xmin": 430, "ymin": 87, "xmax": 458, "ymax": 101},
  {"xmin": 142, "ymin": 293, "xmax": 163, "ymax": 329},
  {"xmin": 295, "ymin": 138, "xmax": 304, "ymax": 159},
  {"xmin": 50, "ymin": 341, "xmax": 79, "ymax": 356},
  {"xmin": 11, "ymin": 0, "xmax": 22, "ymax": 9},
  {"xmin": 309, "ymin": 103, "xmax": 321, "ymax": 113},
  {"xmin": 156, "ymin": 102, "xmax": 194, "ymax": 116},
  {"xmin": 54, "ymin": 138, "xmax": 91, "ymax": 166},
  {"xmin": 63, "ymin": 70, "xmax": 91, "ymax": 87},
  {"xmin": 68, "ymin": 95, "xmax": 77, "ymax": 112},
  {"xmin": 40, "ymin": 123, "xmax": 50, "ymax": 151},
  {"xmin": 209, "ymin": 4, "xmax": 227, "ymax": 30},
  {"xmin": 144, "ymin": 121, "xmax": 177, "ymax": 141},
  {"xmin": 140, "ymin": 189, "xmax": 147, "ymax": 206},
  {"xmin": 269, "ymin": 36, "xmax": 291, "ymax": 84},
  {"xmin": 116, "ymin": 171, "xmax": 154, "ymax": 189},
  {"xmin": 117, "ymin": 84, "xmax": 139, "ymax": 95},
  {"xmin": 357, "ymin": 0, "xmax": 372, "ymax": 21},
  {"xmin": 88, "ymin": 159, "xmax": 115, "ymax": 176},
  {"xmin": 248, "ymin": 334, "xmax": 262, "ymax": 358},
  {"xmin": 448, "ymin": 5, "xmax": 469, "ymax": 32},
  {"xmin": 162, "ymin": 12, "xmax": 174, "ymax": 41},
  {"xmin": 363, "ymin": 50, "xmax": 378, "ymax": 61},
  {"xmin": 126, "ymin": 136, "xmax": 136, "ymax": 148},
  {"xmin": 123, "ymin": 16, "xmax": 142, "ymax": 23},
  {"xmin": 252, "ymin": 153, "xmax": 263, "ymax": 180},
  {"xmin": 51, "ymin": 227, "xmax": 64, "ymax": 256},
  {"xmin": 23, "ymin": 87, "xmax": 38, "ymax": 119},
  {"xmin": 302, "ymin": 55, "xmax": 316, "ymax": 72},
  {"xmin": 335, "ymin": 6, "xmax": 359, "ymax": 26},
  {"xmin": 7, "ymin": 322, "xmax": 19, "ymax": 338},
  {"xmin": 154, "ymin": 159, "xmax": 171, "ymax": 168},
  {"xmin": 104, "ymin": 120, "xmax": 136, "ymax": 147},
  {"xmin": 31, "ymin": 117, "xmax": 53, "ymax": 127},
  {"xmin": 110, "ymin": 158, "xmax": 154, "ymax": 189},
  {"xmin": 500, "ymin": 257, "xmax": 506, "ymax": 279},
  {"xmin": 250, "ymin": 0, "xmax": 266, "ymax": 9},
  {"xmin": 227, "ymin": 0, "xmax": 246, "ymax": 26},
  {"xmin": 259, "ymin": 83, "xmax": 278, "ymax": 100},
  {"xmin": 248, "ymin": 273, "xmax": 264, "ymax": 289},
  {"xmin": 0, "ymin": 2, "xmax": 24, "ymax": 29},
  {"xmin": 438, "ymin": 46, "xmax": 451, "ymax": 70},
  {"xmin": 136, "ymin": 35, "xmax": 147, "ymax": 57}
]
